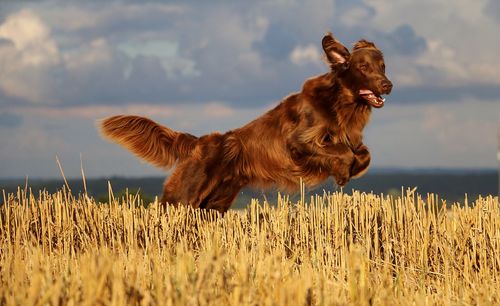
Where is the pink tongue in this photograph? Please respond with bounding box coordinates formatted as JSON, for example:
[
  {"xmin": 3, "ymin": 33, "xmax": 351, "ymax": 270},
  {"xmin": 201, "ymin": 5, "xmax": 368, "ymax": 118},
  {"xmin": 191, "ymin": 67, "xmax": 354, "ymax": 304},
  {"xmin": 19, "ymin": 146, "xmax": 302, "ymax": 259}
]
[
  {"xmin": 359, "ymin": 89, "xmax": 385, "ymax": 108},
  {"xmin": 360, "ymin": 89, "xmax": 385, "ymax": 103}
]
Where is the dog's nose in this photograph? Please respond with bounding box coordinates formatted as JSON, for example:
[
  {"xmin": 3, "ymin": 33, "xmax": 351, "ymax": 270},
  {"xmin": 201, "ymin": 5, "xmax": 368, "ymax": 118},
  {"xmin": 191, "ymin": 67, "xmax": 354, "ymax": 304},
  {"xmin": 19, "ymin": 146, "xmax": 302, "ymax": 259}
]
[{"xmin": 381, "ymin": 80, "xmax": 393, "ymax": 94}]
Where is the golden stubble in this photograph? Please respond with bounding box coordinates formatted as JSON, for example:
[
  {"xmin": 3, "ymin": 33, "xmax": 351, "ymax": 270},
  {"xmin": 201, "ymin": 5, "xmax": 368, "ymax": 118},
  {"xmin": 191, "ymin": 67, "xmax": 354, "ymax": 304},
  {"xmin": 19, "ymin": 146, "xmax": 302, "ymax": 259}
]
[{"xmin": 0, "ymin": 187, "xmax": 499, "ymax": 305}]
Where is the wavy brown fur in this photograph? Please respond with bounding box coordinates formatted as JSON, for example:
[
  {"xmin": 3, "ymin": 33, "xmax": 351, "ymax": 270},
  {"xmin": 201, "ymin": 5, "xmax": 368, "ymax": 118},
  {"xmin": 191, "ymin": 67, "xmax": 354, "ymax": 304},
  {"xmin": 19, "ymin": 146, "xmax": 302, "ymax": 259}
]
[
  {"xmin": 99, "ymin": 33, "xmax": 392, "ymax": 213},
  {"xmin": 100, "ymin": 115, "xmax": 197, "ymax": 168},
  {"xmin": 353, "ymin": 39, "xmax": 378, "ymax": 51}
]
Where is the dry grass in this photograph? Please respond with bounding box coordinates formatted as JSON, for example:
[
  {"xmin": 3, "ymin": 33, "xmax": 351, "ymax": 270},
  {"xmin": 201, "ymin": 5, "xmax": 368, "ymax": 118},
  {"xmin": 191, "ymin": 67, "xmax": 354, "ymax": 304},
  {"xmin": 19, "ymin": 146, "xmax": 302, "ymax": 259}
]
[{"xmin": 0, "ymin": 186, "xmax": 499, "ymax": 306}]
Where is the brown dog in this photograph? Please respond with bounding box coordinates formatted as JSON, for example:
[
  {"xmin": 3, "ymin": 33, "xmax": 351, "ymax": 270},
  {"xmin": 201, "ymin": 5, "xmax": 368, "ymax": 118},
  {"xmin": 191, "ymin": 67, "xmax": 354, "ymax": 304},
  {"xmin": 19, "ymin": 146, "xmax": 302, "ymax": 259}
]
[{"xmin": 100, "ymin": 33, "xmax": 392, "ymax": 213}]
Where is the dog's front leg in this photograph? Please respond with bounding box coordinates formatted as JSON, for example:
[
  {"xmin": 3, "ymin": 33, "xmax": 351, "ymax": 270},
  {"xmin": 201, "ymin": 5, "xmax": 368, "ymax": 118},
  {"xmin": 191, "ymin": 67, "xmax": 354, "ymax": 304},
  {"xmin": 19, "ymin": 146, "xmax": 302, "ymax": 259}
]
[
  {"xmin": 329, "ymin": 150, "xmax": 355, "ymax": 186},
  {"xmin": 350, "ymin": 144, "xmax": 371, "ymax": 179}
]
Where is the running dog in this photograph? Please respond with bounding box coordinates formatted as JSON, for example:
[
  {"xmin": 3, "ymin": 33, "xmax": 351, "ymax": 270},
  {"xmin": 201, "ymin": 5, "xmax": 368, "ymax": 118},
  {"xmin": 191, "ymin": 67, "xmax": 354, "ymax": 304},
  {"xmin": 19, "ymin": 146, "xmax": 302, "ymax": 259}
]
[{"xmin": 100, "ymin": 32, "xmax": 392, "ymax": 213}]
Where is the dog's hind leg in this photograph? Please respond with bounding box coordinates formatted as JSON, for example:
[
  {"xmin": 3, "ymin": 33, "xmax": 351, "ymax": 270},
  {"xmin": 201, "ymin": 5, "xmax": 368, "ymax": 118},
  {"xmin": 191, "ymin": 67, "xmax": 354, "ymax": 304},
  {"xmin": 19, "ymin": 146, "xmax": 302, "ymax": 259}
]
[
  {"xmin": 161, "ymin": 174, "xmax": 241, "ymax": 214},
  {"xmin": 199, "ymin": 177, "xmax": 247, "ymax": 214},
  {"xmin": 160, "ymin": 169, "xmax": 185, "ymax": 208},
  {"xmin": 159, "ymin": 132, "xmax": 246, "ymax": 213},
  {"xmin": 160, "ymin": 159, "xmax": 212, "ymax": 208}
]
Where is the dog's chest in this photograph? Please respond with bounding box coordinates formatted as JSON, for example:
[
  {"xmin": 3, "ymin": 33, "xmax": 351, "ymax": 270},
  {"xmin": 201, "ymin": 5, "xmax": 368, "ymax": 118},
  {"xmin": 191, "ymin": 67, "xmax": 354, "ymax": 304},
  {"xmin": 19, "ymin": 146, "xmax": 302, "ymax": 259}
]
[{"xmin": 334, "ymin": 104, "xmax": 371, "ymax": 148}]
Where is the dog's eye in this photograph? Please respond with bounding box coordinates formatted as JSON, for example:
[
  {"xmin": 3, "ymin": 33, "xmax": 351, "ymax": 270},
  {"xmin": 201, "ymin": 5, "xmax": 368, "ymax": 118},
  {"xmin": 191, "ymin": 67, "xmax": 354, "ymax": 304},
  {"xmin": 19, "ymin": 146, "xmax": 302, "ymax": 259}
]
[{"xmin": 358, "ymin": 64, "xmax": 368, "ymax": 71}]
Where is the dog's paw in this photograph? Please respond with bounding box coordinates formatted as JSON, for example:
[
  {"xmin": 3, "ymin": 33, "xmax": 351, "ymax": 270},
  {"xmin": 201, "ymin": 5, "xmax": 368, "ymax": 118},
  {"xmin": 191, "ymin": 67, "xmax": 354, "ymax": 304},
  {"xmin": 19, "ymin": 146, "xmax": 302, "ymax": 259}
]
[
  {"xmin": 354, "ymin": 144, "xmax": 369, "ymax": 155},
  {"xmin": 334, "ymin": 176, "xmax": 349, "ymax": 187},
  {"xmin": 351, "ymin": 145, "xmax": 371, "ymax": 179}
]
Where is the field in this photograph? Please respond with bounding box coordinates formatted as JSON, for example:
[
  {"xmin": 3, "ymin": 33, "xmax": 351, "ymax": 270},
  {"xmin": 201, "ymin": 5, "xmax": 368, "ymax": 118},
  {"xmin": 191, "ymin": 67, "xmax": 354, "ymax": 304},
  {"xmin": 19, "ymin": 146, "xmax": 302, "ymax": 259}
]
[{"xmin": 1, "ymin": 186, "xmax": 499, "ymax": 305}]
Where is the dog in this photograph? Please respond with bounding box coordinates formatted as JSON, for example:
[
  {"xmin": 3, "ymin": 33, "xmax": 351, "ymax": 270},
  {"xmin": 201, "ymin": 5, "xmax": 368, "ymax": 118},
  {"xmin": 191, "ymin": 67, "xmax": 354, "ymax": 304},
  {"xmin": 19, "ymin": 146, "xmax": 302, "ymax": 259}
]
[{"xmin": 100, "ymin": 32, "xmax": 392, "ymax": 213}]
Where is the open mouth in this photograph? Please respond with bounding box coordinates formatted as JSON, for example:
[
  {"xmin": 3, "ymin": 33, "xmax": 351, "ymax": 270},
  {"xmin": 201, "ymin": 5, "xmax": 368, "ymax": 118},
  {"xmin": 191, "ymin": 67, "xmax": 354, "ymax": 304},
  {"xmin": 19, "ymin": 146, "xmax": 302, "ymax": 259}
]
[{"xmin": 359, "ymin": 89, "xmax": 385, "ymax": 108}]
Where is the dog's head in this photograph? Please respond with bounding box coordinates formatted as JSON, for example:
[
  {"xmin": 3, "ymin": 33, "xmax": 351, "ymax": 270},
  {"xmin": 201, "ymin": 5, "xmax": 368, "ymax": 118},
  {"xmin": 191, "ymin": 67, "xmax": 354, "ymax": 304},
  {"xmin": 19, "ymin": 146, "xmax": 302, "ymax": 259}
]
[{"xmin": 322, "ymin": 33, "xmax": 392, "ymax": 108}]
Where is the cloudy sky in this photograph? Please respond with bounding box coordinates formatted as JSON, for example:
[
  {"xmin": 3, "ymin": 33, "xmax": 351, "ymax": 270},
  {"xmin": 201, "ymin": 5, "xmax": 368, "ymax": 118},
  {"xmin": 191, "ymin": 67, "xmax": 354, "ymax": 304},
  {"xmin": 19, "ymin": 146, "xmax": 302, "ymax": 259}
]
[{"xmin": 0, "ymin": 0, "xmax": 499, "ymax": 179}]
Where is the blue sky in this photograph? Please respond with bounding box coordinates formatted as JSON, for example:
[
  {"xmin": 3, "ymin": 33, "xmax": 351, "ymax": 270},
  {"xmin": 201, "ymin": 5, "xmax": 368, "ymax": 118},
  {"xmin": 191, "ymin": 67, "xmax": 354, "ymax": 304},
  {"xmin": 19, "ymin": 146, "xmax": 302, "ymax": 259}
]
[{"xmin": 0, "ymin": 0, "xmax": 499, "ymax": 178}]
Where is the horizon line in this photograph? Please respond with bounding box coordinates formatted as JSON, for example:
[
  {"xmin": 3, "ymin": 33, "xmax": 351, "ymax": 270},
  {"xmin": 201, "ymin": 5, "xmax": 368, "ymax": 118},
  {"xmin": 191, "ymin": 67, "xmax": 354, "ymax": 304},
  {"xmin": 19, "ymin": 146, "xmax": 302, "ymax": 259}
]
[{"xmin": 0, "ymin": 166, "xmax": 497, "ymax": 181}]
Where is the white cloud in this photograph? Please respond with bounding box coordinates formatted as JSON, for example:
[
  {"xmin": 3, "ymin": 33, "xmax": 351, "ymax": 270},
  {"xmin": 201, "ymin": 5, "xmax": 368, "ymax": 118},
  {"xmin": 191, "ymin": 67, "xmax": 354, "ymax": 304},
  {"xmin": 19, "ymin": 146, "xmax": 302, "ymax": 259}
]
[
  {"xmin": 0, "ymin": 9, "xmax": 60, "ymax": 103},
  {"xmin": 120, "ymin": 40, "xmax": 200, "ymax": 79},
  {"xmin": 289, "ymin": 44, "xmax": 322, "ymax": 66},
  {"xmin": 41, "ymin": 2, "xmax": 185, "ymax": 33},
  {"xmin": 338, "ymin": 6, "xmax": 374, "ymax": 27},
  {"xmin": 64, "ymin": 38, "xmax": 112, "ymax": 71},
  {"xmin": 0, "ymin": 9, "xmax": 58, "ymax": 63},
  {"xmin": 418, "ymin": 40, "xmax": 467, "ymax": 81},
  {"xmin": 369, "ymin": 0, "xmax": 500, "ymax": 85}
]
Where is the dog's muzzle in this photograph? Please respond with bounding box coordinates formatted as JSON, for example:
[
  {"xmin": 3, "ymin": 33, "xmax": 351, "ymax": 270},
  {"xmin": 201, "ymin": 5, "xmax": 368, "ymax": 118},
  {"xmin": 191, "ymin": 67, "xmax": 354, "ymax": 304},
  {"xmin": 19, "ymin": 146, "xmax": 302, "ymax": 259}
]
[{"xmin": 359, "ymin": 79, "xmax": 392, "ymax": 108}]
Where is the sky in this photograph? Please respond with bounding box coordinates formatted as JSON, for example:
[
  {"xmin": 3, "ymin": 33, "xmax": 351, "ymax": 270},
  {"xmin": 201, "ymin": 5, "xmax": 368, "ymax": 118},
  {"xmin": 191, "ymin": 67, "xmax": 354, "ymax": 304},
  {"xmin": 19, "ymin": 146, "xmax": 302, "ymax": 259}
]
[{"xmin": 0, "ymin": 0, "xmax": 499, "ymax": 179}]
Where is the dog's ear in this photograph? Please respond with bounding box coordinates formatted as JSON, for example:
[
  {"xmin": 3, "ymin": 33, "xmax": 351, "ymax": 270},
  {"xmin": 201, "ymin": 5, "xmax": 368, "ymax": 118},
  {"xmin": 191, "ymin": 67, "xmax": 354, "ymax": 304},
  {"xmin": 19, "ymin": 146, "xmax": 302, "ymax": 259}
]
[{"xmin": 322, "ymin": 32, "xmax": 350, "ymax": 66}]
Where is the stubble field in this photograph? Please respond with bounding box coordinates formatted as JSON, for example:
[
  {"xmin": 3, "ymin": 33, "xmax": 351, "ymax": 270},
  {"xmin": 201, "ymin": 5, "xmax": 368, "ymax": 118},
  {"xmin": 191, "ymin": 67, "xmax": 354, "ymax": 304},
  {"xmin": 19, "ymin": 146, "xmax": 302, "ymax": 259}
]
[{"xmin": 0, "ymin": 186, "xmax": 499, "ymax": 305}]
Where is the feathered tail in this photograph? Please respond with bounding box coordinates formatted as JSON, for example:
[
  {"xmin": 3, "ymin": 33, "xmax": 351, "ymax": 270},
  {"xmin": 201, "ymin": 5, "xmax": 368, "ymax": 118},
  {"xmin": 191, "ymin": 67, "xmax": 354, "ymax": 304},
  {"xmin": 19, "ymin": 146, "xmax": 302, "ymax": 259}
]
[{"xmin": 99, "ymin": 115, "xmax": 198, "ymax": 168}]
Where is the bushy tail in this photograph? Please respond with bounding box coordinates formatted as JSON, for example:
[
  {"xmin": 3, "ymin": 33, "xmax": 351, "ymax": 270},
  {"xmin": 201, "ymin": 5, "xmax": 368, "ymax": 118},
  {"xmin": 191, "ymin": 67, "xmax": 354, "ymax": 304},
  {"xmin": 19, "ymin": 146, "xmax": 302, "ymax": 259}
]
[{"xmin": 99, "ymin": 115, "xmax": 198, "ymax": 168}]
